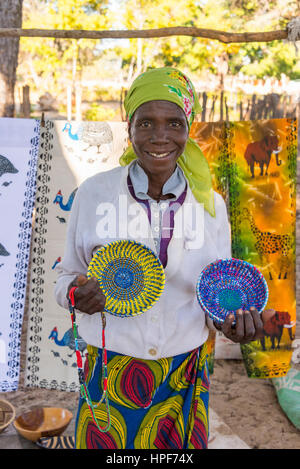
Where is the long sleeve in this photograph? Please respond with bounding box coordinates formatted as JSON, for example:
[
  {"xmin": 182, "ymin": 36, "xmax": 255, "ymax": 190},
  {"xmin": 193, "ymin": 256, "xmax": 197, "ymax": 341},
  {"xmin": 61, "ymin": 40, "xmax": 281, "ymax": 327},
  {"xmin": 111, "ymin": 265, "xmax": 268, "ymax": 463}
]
[
  {"xmin": 216, "ymin": 192, "xmax": 231, "ymax": 260},
  {"xmin": 206, "ymin": 192, "xmax": 231, "ymax": 332},
  {"xmin": 54, "ymin": 182, "xmax": 89, "ymax": 310}
]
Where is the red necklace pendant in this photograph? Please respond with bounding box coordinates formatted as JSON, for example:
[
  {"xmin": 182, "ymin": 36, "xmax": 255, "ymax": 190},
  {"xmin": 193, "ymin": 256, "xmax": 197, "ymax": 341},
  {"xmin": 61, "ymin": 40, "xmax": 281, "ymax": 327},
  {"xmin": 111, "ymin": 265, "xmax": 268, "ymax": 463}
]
[{"xmin": 68, "ymin": 288, "xmax": 111, "ymax": 433}]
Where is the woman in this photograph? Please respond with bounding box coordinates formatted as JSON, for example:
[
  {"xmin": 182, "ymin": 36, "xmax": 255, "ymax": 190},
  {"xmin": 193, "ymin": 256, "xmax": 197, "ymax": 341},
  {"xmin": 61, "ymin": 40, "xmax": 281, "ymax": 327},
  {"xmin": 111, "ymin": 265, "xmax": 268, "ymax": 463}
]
[{"xmin": 55, "ymin": 67, "xmax": 264, "ymax": 449}]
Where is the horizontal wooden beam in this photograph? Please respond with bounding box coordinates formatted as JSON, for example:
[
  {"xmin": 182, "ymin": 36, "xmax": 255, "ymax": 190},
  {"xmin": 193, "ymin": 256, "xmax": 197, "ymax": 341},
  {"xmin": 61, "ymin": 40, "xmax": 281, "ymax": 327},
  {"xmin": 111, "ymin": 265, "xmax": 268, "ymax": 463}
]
[{"xmin": 0, "ymin": 27, "xmax": 288, "ymax": 43}]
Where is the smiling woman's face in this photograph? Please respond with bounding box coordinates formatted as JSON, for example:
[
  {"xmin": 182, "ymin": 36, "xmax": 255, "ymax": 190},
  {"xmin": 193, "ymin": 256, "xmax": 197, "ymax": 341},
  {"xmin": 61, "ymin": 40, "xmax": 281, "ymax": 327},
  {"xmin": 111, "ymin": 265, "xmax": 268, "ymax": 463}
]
[{"xmin": 129, "ymin": 100, "xmax": 189, "ymax": 179}]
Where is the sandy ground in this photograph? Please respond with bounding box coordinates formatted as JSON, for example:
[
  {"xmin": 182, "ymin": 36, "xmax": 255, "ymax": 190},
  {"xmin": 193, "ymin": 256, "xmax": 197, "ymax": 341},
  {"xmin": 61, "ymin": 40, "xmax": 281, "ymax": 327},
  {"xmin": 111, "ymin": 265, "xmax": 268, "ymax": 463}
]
[
  {"xmin": 1, "ymin": 355, "xmax": 300, "ymax": 449},
  {"xmin": 210, "ymin": 360, "xmax": 300, "ymax": 449}
]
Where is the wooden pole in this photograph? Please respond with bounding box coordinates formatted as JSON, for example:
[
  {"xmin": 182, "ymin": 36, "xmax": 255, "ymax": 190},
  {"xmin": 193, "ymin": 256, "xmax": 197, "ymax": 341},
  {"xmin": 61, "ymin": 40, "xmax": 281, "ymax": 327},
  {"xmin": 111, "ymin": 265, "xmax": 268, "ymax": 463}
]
[
  {"xmin": 0, "ymin": 27, "xmax": 288, "ymax": 43},
  {"xmin": 210, "ymin": 95, "xmax": 217, "ymax": 121},
  {"xmin": 21, "ymin": 85, "xmax": 30, "ymax": 118},
  {"xmin": 250, "ymin": 94, "xmax": 257, "ymax": 120},
  {"xmin": 67, "ymin": 85, "xmax": 72, "ymax": 121},
  {"xmin": 239, "ymin": 101, "xmax": 243, "ymax": 121},
  {"xmin": 220, "ymin": 90, "xmax": 224, "ymax": 122},
  {"xmin": 225, "ymin": 96, "xmax": 229, "ymax": 122},
  {"xmin": 75, "ymin": 84, "xmax": 82, "ymax": 122},
  {"xmin": 120, "ymin": 87, "xmax": 126, "ymax": 122}
]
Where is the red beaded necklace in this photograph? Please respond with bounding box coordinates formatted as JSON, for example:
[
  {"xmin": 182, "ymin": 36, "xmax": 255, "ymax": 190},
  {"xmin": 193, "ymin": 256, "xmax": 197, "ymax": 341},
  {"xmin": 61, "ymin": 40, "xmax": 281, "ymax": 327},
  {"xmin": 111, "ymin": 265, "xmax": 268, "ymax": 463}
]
[{"xmin": 68, "ymin": 287, "xmax": 111, "ymax": 433}]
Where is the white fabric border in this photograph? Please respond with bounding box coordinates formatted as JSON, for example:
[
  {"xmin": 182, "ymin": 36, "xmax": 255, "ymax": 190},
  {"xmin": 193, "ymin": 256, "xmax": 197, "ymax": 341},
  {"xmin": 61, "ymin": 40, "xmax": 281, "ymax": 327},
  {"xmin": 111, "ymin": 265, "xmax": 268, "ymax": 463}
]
[{"xmin": 0, "ymin": 118, "xmax": 40, "ymax": 391}]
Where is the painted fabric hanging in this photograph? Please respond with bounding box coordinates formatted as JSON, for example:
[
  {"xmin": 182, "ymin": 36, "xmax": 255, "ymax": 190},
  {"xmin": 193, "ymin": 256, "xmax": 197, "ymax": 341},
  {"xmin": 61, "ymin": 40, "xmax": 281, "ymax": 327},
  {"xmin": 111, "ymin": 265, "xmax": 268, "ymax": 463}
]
[
  {"xmin": 227, "ymin": 118, "xmax": 297, "ymax": 378},
  {"xmin": 191, "ymin": 118, "xmax": 297, "ymax": 377},
  {"xmin": 0, "ymin": 118, "xmax": 40, "ymax": 392},
  {"xmin": 25, "ymin": 120, "xmax": 128, "ymax": 391}
]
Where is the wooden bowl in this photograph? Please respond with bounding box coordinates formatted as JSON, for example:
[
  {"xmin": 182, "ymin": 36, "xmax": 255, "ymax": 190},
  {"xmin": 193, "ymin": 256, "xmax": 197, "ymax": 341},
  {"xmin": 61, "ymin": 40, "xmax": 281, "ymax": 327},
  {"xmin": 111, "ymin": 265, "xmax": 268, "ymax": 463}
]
[
  {"xmin": 0, "ymin": 399, "xmax": 16, "ymax": 434},
  {"xmin": 13, "ymin": 407, "xmax": 73, "ymax": 442}
]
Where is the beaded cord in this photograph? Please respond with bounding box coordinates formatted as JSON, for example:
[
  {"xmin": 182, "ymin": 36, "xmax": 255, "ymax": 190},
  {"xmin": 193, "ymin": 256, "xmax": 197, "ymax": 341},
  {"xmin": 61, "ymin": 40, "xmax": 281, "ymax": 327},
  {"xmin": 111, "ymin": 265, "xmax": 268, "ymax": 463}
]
[{"xmin": 68, "ymin": 286, "xmax": 111, "ymax": 433}]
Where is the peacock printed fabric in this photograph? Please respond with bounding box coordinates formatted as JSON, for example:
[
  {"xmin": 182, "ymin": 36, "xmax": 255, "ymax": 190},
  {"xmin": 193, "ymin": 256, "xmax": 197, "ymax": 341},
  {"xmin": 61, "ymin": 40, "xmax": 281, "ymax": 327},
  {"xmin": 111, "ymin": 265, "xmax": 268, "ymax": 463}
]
[
  {"xmin": 75, "ymin": 343, "xmax": 209, "ymax": 449},
  {"xmin": 0, "ymin": 117, "xmax": 40, "ymax": 392},
  {"xmin": 191, "ymin": 118, "xmax": 297, "ymax": 378},
  {"xmin": 25, "ymin": 120, "xmax": 129, "ymax": 391}
]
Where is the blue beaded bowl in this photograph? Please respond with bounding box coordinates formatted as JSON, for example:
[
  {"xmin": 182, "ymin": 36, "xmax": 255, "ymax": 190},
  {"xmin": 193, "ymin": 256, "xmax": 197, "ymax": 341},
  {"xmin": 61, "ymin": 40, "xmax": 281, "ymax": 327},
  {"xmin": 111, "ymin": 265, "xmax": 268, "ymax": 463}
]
[
  {"xmin": 196, "ymin": 258, "xmax": 269, "ymax": 325},
  {"xmin": 87, "ymin": 240, "xmax": 165, "ymax": 317}
]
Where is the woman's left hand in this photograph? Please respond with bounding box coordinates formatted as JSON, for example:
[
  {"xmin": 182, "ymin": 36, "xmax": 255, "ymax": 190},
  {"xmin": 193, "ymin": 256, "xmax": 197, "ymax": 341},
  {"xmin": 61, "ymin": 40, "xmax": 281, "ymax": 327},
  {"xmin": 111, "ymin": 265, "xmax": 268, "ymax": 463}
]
[{"xmin": 214, "ymin": 307, "xmax": 265, "ymax": 344}]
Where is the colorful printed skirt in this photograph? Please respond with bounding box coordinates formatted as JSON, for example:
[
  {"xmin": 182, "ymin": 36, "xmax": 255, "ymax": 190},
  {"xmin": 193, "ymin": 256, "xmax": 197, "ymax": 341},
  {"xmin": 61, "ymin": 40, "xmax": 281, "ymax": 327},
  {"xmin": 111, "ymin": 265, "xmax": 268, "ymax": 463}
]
[{"xmin": 75, "ymin": 342, "xmax": 210, "ymax": 449}]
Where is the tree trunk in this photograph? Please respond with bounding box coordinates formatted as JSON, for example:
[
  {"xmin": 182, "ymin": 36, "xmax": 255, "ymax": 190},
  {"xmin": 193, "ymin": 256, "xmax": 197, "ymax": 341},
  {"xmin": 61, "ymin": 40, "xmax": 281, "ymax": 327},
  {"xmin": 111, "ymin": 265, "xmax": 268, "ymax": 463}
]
[{"xmin": 0, "ymin": 0, "xmax": 23, "ymax": 117}]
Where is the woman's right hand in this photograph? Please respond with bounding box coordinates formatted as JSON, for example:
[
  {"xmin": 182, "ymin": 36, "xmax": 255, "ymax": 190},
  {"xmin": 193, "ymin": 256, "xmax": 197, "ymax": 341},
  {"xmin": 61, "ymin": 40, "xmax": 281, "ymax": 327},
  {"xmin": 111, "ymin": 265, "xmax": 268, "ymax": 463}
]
[{"xmin": 67, "ymin": 274, "xmax": 106, "ymax": 315}]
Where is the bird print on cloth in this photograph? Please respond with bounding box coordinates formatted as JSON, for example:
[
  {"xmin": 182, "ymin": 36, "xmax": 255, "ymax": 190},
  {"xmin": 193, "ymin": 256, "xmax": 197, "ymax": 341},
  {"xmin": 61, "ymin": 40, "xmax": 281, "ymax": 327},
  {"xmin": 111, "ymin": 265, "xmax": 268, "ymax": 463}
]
[
  {"xmin": 0, "ymin": 154, "xmax": 18, "ymax": 198},
  {"xmin": 51, "ymin": 257, "xmax": 61, "ymax": 270},
  {"xmin": 53, "ymin": 188, "xmax": 78, "ymax": 212},
  {"xmin": 0, "ymin": 154, "xmax": 18, "ymax": 178},
  {"xmin": 0, "ymin": 156, "xmax": 17, "ymax": 259},
  {"xmin": 62, "ymin": 122, "xmax": 113, "ymax": 156},
  {"xmin": 49, "ymin": 327, "xmax": 87, "ymax": 362}
]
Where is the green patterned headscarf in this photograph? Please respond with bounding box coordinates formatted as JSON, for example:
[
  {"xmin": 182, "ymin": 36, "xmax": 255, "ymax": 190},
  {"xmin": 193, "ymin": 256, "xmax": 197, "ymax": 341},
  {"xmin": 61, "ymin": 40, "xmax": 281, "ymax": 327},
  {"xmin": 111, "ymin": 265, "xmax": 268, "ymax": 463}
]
[{"xmin": 119, "ymin": 67, "xmax": 215, "ymax": 217}]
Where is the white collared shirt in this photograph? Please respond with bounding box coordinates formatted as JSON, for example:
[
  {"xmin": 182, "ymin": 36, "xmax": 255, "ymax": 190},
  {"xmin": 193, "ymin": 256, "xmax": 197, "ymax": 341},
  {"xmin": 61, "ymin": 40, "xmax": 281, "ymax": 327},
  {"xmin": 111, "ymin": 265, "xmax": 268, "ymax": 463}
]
[
  {"xmin": 128, "ymin": 161, "xmax": 187, "ymax": 260},
  {"xmin": 54, "ymin": 163, "xmax": 231, "ymax": 359}
]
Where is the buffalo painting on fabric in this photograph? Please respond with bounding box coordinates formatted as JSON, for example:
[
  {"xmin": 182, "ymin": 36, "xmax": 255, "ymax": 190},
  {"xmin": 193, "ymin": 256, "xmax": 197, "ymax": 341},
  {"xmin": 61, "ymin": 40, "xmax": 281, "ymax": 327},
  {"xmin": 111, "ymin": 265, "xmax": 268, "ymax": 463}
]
[{"xmin": 244, "ymin": 135, "xmax": 282, "ymax": 178}]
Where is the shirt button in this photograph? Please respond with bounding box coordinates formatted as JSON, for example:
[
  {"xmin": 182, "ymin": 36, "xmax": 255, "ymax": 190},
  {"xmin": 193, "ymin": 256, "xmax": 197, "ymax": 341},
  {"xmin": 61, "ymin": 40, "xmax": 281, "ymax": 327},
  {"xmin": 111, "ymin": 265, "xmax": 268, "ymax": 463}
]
[
  {"xmin": 151, "ymin": 316, "xmax": 158, "ymax": 323},
  {"xmin": 148, "ymin": 348, "xmax": 157, "ymax": 356},
  {"xmin": 154, "ymin": 226, "xmax": 159, "ymax": 232},
  {"xmin": 154, "ymin": 212, "xmax": 159, "ymax": 218},
  {"xmin": 161, "ymin": 203, "xmax": 168, "ymax": 210}
]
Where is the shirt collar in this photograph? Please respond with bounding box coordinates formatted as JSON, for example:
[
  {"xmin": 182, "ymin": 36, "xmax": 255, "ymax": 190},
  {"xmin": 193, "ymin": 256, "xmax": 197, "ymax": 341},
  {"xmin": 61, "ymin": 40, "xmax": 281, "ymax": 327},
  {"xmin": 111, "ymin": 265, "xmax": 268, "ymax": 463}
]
[{"xmin": 129, "ymin": 160, "xmax": 186, "ymax": 201}]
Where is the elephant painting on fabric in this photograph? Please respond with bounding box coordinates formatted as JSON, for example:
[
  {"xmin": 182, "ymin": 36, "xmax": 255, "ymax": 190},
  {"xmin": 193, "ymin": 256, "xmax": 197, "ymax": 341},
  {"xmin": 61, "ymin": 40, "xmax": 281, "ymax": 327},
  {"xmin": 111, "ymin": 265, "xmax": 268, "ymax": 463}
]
[
  {"xmin": 260, "ymin": 310, "xmax": 296, "ymax": 351},
  {"xmin": 244, "ymin": 135, "xmax": 282, "ymax": 178}
]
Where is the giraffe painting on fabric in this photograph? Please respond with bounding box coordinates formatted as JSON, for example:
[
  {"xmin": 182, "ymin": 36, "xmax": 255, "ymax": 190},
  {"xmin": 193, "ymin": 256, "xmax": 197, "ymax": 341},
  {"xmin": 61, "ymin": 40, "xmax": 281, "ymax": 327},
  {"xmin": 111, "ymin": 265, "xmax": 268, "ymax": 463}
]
[{"xmin": 241, "ymin": 207, "xmax": 293, "ymax": 280}]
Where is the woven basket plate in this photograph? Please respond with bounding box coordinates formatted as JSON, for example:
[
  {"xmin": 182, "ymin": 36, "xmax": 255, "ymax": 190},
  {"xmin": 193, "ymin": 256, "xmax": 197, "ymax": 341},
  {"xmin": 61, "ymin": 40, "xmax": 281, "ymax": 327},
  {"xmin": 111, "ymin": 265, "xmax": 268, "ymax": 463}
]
[
  {"xmin": 196, "ymin": 258, "xmax": 269, "ymax": 324},
  {"xmin": 87, "ymin": 240, "xmax": 165, "ymax": 317}
]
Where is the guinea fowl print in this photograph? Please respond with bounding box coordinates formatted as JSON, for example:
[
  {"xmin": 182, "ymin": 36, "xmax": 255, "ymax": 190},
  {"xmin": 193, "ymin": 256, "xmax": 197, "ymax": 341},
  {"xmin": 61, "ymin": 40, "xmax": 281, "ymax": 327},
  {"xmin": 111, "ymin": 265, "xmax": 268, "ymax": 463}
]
[
  {"xmin": 49, "ymin": 327, "xmax": 87, "ymax": 359},
  {"xmin": 62, "ymin": 122, "xmax": 113, "ymax": 154}
]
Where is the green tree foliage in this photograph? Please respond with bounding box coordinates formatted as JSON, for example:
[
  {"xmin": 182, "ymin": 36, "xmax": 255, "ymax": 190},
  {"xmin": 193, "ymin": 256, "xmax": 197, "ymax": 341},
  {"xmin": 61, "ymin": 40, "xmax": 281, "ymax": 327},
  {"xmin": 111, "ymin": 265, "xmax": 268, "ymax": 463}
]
[
  {"xmin": 19, "ymin": 0, "xmax": 300, "ymax": 100},
  {"xmin": 117, "ymin": 0, "xmax": 300, "ymax": 81},
  {"xmin": 19, "ymin": 0, "xmax": 111, "ymax": 94},
  {"xmin": 222, "ymin": 0, "xmax": 300, "ymax": 79}
]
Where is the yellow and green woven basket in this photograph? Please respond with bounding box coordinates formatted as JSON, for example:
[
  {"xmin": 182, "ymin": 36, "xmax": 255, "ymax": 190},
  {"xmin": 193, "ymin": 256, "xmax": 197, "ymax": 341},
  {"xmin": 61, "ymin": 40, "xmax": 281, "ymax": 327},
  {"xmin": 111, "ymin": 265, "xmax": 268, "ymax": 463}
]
[{"xmin": 87, "ymin": 240, "xmax": 165, "ymax": 317}]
